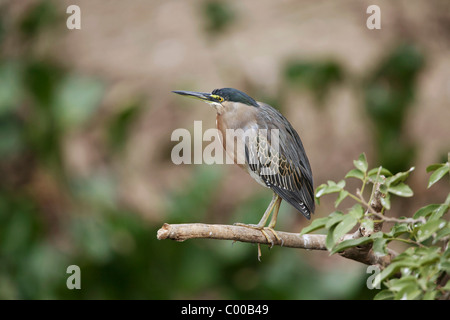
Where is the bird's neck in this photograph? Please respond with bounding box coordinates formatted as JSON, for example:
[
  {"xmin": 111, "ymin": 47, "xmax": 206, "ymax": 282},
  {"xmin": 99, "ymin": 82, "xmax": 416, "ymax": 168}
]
[{"xmin": 216, "ymin": 102, "xmax": 257, "ymax": 129}]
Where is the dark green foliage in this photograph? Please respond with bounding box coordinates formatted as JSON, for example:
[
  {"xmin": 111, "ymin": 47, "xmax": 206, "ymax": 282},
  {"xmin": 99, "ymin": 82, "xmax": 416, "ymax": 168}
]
[
  {"xmin": 307, "ymin": 153, "xmax": 450, "ymax": 300},
  {"xmin": 202, "ymin": 0, "xmax": 236, "ymax": 35},
  {"xmin": 284, "ymin": 60, "xmax": 343, "ymax": 105},
  {"xmin": 19, "ymin": 0, "xmax": 59, "ymax": 38},
  {"xmin": 3, "ymin": 1, "xmax": 375, "ymax": 299},
  {"xmin": 0, "ymin": 0, "xmax": 445, "ymax": 300},
  {"xmin": 364, "ymin": 44, "xmax": 425, "ymax": 173},
  {"xmin": 284, "ymin": 45, "xmax": 425, "ymax": 174},
  {"xmin": 107, "ymin": 101, "xmax": 143, "ymax": 153}
]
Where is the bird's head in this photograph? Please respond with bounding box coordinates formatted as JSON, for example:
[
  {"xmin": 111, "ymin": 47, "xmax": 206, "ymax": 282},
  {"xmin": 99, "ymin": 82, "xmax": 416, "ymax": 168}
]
[{"xmin": 172, "ymin": 88, "xmax": 259, "ymax": 112}]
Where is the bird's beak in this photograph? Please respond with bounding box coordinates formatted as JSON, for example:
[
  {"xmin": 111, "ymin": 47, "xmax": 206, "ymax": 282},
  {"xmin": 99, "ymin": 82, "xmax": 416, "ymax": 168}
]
[{"xmin": 172, "ymin": 90, "xmax": 222, "ymax": 104}]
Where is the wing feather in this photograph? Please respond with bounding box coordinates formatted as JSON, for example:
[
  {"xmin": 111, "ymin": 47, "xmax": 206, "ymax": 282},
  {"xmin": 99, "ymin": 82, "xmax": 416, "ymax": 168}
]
[{"xmin": 245, "ymin": 102, "xmax": 315, "ymax": 219}]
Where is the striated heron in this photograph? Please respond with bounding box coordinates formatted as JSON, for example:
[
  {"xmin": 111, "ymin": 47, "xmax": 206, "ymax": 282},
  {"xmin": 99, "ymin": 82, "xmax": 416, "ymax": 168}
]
[{"xmin": 172, "ymin": 88, "xmax": 314, "ymax": 247}]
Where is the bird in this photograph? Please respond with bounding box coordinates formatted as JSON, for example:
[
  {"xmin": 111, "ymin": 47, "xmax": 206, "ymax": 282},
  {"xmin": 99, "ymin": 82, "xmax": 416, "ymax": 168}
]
[{"xmin": 172, "ymin": 88, "xmax": 314, "ymax": 246}]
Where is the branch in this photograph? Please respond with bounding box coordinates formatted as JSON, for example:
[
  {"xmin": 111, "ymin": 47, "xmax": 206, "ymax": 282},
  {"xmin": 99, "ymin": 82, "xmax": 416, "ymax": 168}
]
[
  {"xmin": 157, "ymin": 223, "xmax": 397, "ymax": 267},
  {"xmin": 157, "ymin": 175, "xmax": 401, "ymax": 267},
  {"xmin": 368, "ymin": 211, "xmax": 426, "ymax": 225},
  {"xmin": 157, "ymin": 223, "xmax": 328, "ymax": 250}
]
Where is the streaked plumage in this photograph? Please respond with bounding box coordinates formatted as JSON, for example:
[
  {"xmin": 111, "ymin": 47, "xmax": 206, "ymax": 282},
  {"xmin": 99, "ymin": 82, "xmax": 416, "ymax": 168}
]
[{"xmin": 247, "ymin": 102, "xmax": 314, "ymax": 218}]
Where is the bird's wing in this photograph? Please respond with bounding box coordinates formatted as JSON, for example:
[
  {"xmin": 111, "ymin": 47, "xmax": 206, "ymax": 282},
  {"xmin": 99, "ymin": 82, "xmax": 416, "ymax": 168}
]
[{"xmin": 245, "ymin": 103, "xmax": 315, "ymax": 219}]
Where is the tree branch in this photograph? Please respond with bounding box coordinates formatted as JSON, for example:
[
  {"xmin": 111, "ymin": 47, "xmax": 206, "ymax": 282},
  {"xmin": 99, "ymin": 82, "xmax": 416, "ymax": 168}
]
[
  {"xmin": 158, "ymin": 178, "xmax": 402, "ymax": 267},
  {"xmin": 157, "ymin": 223, "xmax": 328, "ymax": 250},
  {"xmin": 157, "ymin": 176, "xmax": 401, "ymax": 267},
  {"xmin": 157, "ymin": 222, "xmax": 397, "ymax": 267}
]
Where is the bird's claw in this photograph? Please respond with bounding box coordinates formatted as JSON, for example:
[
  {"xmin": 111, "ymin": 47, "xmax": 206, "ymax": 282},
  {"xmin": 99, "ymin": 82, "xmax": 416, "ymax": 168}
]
[
  {"xmin": 234, "ymin": 222, "xmax": 272, "ymax": 244},
  {"xmin": 233, "ymin": 223, "xmax": 283, "ymax": 248},
  {"xmin": 265, "ymin": 227, "xmax": 284, "ymax": 247}
]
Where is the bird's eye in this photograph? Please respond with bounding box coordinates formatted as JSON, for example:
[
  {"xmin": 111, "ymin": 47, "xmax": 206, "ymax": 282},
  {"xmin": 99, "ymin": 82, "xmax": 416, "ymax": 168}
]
[{"xmin": 211, "ymin": 94, "xmax": 224, "ymax": 102}]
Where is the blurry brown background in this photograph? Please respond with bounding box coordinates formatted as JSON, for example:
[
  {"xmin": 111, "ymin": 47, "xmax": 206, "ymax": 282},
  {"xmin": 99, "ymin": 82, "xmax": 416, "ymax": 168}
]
[{"xmin": 0, "ymin": 0, "xmax": 449, "ymax": 299}]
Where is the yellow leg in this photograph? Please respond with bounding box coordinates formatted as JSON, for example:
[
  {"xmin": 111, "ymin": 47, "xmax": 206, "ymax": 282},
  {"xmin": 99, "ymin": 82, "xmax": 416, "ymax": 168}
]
[
  {"xmin": 234, "ymin": 193, "xmax": 282, "ymax": 248},
  {"xmin": 266, "ymin": 195, "xmax": 283, "ymax": 246}
]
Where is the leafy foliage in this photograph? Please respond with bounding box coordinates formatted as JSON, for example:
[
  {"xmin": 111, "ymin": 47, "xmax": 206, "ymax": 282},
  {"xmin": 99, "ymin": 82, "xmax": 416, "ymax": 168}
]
[
  {"xmin": 0, "ymin": 0, "xmax": 446, "ymax": 300},
  {"xmin": 1, "ymin": 1, "xmax": 377, "ymax": 300},
  {"xmin": 302, "ymin": 153, "xmax": 450, "ymax": 300},
  {"xmin": 363, "ymin": 44, "xmax": 425, "ymax": 173}
]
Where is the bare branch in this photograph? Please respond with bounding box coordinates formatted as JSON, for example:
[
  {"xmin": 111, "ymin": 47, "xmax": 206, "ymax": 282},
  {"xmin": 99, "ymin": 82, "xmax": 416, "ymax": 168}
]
[
  {"xmin": 367, "ymin": 211, "xmax": 426, "ymax": 225},
  {"xmin": 157, "ymin": 223, "xmax": 328, "ymax": 250},
  {"xmin": 157, "ymin": 223, "xmax": 397, "ymax": 267}
]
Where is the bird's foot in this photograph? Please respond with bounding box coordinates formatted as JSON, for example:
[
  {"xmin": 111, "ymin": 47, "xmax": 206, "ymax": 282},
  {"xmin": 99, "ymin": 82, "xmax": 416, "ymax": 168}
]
[
  {"xmin": 265, "ymin": 227, "xmax": 284, "ymax": 247},
  {"xmin": 233, "ymin": 223, "xmax": 283, "ymax": 248}
]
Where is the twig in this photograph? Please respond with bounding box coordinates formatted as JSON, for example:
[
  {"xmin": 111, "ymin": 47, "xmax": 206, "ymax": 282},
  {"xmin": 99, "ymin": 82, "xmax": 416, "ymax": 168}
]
[{"xmin": 367, "ymin": 211, "xmax": 426, "ymax": 225}]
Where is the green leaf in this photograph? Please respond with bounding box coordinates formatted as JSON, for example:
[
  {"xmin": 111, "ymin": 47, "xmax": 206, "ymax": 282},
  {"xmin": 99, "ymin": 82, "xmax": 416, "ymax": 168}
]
[
  {"xmin": 389, "ymin": 277, "xmax": 422, "ymax": 300},
  {"xmin": 394, "ymin": 286, "xmax": 421, "ymax": 300},
  {"xmin": 353, "ymin": 153, "xmax": 368, "ymax": 173},
  {"xmin": 315, "ymin": 183, "xmax": 342, "ymax": 198},
  {"xmin": 413, "ymin": 204, "xmax": 441, "ymax": 219},
  {"xmin": 372, "ymin": 237, "xmax": 388, "ymax": 256},
  {"xmin": 414, "ymin": 219, "xmax": 446, "ymax": 242},
  {"xmin": 368, "ymin": 167, "xmax": 393, "ymax": 178},
  {"xmin": 415, "ymin": 247, "xmax": 440, "ymax": 265},
  {"xmin": 373, "ymin": 260, "xmax": 419, "ymax": 289},
  {"xmin": 345, "ymin": 169, "xmax": 364, "ymax": 180},
  {"xmin": 380, "ymin": 192, "xmax": 391, "ymax": 210},
  {"xmin": 388, "ymin": 276, "xmax": 418, "ymax": 292},
  {"xmin": 388, "ymin": 183, "xmax": 413, "ymax": 197},
  {"xmin": 329, "ymin": 236, "xmax": 372, "ymax": 254},
  {"xmin": 423, "ymin": 290, "xmax": 437, "ymax": 300},
  {"xmin": 331, "ymin": 214, "xmax": 358, "ymax": 246},
  {"xmin": 426, "ymin": 163, "xmax": 444, "ymax": 173},
  {"xmin": 385, "ymin": 167, "xmax": 415, "ymax": 186},
  {"xmin": 429, "ymin": 204, "xmax": 449, "ymax": 221},
  {"xmin": 326, "ymin": 224, "xmax": 338, "ymax": 251},
  {"xmin": 427, "ymin": 163, "xmax": 449, "ymax": 188},
  {"xmin": 434, "ymin": 225, "xmax": 450, "ymax": 243},
  {"xmin": 314, "ymin": 184, "xmax": 327, "ymax": 200},
  {"xmin": 326, "ymin": 180, "xmax": 343, "ymax": 192},
  {"xmin": 322, "ymin": 211, "xmax": 354, "ymax": 251},
  {"xmin": 348, "ymin": 204, "xmax": 364, "ymax": 220},
  {"xmin": 387, "ymin": 223, "xmax": 410, "ymax": 237},
  {"xmin": 334, "ymin": 190, "xmax": 349, "ymax": 208},
  {"xmin": 374, "ymin": 290, "xmax": 395, "ymax": 300},
  {"xmin": 299, "ymin": 217, "xmax": 329, "ymax": 235},
  {"xmin": 325, "ymin": 211, "xmax": 345, "ymax": 229}
]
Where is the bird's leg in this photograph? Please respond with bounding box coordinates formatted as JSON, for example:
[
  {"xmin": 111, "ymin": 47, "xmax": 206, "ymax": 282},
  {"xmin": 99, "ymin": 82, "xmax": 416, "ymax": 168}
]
[
  {"xmin": 234, "ymin": 193, "xmax": 278, "ymax": 246},
  {"xmin": 265, "ymin": 195, "xmax": 283, "ymax": 246}
]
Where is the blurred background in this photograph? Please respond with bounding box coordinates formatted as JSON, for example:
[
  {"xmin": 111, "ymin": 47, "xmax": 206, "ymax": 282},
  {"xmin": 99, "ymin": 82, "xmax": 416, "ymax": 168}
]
[{"xmin": 0, "ymin": 0, "xmax": 449, "ymax": 299}]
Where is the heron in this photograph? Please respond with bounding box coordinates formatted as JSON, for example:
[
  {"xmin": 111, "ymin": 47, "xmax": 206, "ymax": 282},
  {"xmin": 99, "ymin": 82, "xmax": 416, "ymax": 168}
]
[{"xmin": 173, "ymin": 88, "xmax": 314, "ymax": 249}]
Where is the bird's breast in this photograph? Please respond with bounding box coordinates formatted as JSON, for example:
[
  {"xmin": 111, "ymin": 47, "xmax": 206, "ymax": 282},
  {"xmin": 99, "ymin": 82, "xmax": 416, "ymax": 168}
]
[{"xmin": 216, "ymin": 108, "xmax": 268, "ymax": 189}]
